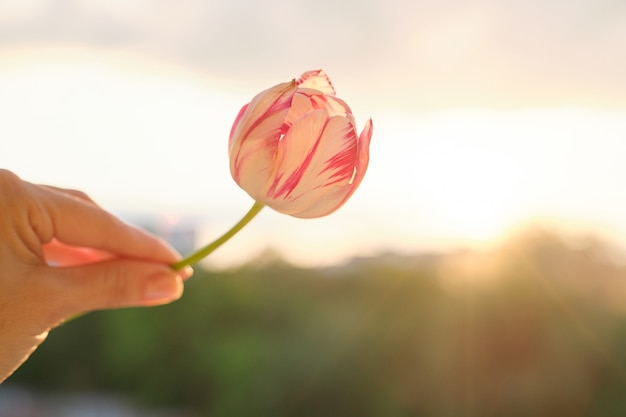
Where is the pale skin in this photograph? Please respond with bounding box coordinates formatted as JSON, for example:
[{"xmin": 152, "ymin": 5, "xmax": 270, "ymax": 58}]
[{"xmin": 0, "ymin": 169, "xmax": 193, "ymax": 383}]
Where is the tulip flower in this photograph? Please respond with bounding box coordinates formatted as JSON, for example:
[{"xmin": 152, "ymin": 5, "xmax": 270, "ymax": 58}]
[
  {"xmin": 173, "ymin": 70, "xmax": 372, "ymax": 269},
  {"xmin": 229, "ymin": 69, "xmax": 373, "ymax": 218}
]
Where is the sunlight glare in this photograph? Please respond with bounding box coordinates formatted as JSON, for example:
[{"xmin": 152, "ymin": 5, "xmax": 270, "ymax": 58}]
[{"xmin": 426, "ymin": 145, "xmax": 523, "ymax": 243}]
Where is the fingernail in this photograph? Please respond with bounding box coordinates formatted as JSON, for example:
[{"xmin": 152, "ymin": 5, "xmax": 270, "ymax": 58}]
[
  {"xmin": 143, "ymin": 272, "xmax": 182, "ymax": 303},
  {"xmin": 178, "ymin": 265, "xmax": 194, "ymax": 281}
]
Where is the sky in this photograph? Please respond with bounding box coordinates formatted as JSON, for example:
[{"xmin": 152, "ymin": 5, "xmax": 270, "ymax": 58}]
[{"xmin": 1, "ymin": 0, "xmax": 626, "ymax": 267}]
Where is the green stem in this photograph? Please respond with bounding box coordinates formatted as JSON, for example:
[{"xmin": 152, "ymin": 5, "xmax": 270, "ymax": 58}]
[{"xmin": 172, "ymin": 202, "xmax": 264, "ymax": 270}]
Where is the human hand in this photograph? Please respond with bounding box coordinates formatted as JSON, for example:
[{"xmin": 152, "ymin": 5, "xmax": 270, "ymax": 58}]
[{"xmin": 0, "ymin": 170, "xmax": 193, "ymax": 382}]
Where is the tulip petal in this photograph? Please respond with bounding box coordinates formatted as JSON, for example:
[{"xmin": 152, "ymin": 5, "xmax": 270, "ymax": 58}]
[
  {"xmin": 311, "ymin": 93, "xmax": 353, "ymax": 119},
  {"xmin": 229, "ymin": 81, "xmax": 297, "ymax": 198},
  {"xmin": 262, "ymin": 109, "xmax": 328, "ymax": 203},
  {"xmin": 264, "ymin": 115, "xmax": 362, "ymax": 218},
  {"xmin": 297, "ymin": 70, "xmax": 336, "ymax": 96},
  {"xmin": 229, "ymin": 80, "xmax": 295, "ymax": 155},
  {"xmin": 292, "ymin": 115, "xmax": 358, "ymax": 192},
  {"xmin": 295, "ymin": 89, "xmax": 352, "ymax": 119},
  {"xmin": 283, "ymin": 92, "xmax": 314, "ymax": 130},
  {"xmin": 231, "ymin": 111, "xmax": 289, "ymax": 198},
  {"xmin": 319, "ymin": 117, "xmax": 358, "ymax": 181},
  {"xmin": 288, "ymin": 186, "xmax": 352, "ymax": 218},
  {"xmin": 336, "ymin": 118, "xmax": 373, "ymax": 207},
  {"xmin": 228, "ymin": 103, "xmax": 248, "ymax": 150},
  {"xmin": 286, "ymin": 118, "xmax": 372, "ymax": 218}
]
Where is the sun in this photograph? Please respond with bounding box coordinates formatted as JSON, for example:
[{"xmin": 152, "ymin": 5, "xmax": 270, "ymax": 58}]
[
  {"xmin": 433, "ymin": 150, "xmax": 522, "ymax": 242},
  {"xmin": 417, "ymin": 112, "xmax": 529, "ymax": 244}
]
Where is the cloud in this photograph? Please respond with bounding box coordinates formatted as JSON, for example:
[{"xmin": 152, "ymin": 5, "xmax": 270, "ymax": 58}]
[{"xmin": 1, "ymin": 0, "xmax": 625, "ymax": 110}]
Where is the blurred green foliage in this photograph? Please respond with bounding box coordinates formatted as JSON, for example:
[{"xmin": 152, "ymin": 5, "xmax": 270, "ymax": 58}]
[{"xmin": 9, "ymin": 228, "xmax": 626, "ymax": 416}]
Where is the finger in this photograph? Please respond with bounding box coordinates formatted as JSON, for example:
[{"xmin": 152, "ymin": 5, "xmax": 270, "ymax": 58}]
[
  {"xmin": 40, "ymin": 259, "xmax": 193, "ymax": 319},
  {"xmin": 38, "ymin": 186, "xmax": 181, "ymax": 264},
  {"xmin": 40, "ymin": 185, "xmax": 98, "ymax": 206},
  {"xmin": 43, "ymin": 240, "xmax": 194, "ymax": 283},
  {"xmin": 43, "ymin": 239, "xmax": 115, "ymax": 266}
]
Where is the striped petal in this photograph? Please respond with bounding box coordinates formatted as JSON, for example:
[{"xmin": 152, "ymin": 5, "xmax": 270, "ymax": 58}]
[
  {"xmin": 297, "ymin": 88, "xmax": 352, "ymax": 118},
  {"xmin": 287, "ymin": 185, "xmax": 353, "ymax": 218},
  {"xmin": 297, "ymin": 69, "xmax": 336, "ymax": 96},
  {"xmin": 283, "ymin": 91, "xmax": 353, "ymax": 131},
  {"xmin": 264, "ymin": 115, "xmax": 361, "ymax": 218},
  {"xmin": 261, "ymin": 109, "xmax": 328, "ymax": 204},
  {"xmin": 231, "ymin": 110, "xmax": 289, "ymax": 199},
  {"xmin": 228, "ymin": 103, "xmax": 248, "ymax": 150},
  {"xmin": 283, "ymin": 92, "xmax": 314, "ymax": 130},
  {"xmin": 336, "ymin": 118, "xmax": 373, "ymax": 208},
  {"xmin": 229, "ymin": 81, "xmax": 297, "ymax": 198},
  {"xmin": 232, "ymin": 81, "xmax": 295, "ymax": 139},
  {"xmin": 285, "ymin": 118, "xmax": 372, "ymax": 218},
  {"xmin": 292, "ymin": 115, "xmax": 358, "ymax": 195},
  {"xmin": 229, "ymin": 80, "xmax": 295, "ymax": 155}
]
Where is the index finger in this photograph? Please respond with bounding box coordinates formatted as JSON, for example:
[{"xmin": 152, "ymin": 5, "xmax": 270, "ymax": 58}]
[{"xmin": 38, "ymin": 185, "xmax": 181, "ymax": 265}]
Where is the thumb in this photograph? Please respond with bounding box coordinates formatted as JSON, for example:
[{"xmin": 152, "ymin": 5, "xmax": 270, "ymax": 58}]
[{"xmin": 47, "ymin": 259, "xmax": 190, "ymax": 318}]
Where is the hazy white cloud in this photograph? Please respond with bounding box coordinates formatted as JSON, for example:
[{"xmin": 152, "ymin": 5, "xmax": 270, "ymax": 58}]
[{"xmin": 0, "ymin": 0, "xmax": 625, "ymax": 110}]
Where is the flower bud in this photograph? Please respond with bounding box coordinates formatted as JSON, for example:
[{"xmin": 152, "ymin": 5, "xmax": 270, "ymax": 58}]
[{"xmin": 229, "ymin": 70, "xmax": 372, "ymax": 218}]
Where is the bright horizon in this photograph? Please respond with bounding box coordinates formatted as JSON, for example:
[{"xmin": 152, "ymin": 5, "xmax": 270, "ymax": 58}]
[
  {"xmin": 2, "ymin": 49, "xmax": 626, "ymax": 267},
  {"xmin": 1, "ymin": 0, "xmax": 625, "ymax": 267}
]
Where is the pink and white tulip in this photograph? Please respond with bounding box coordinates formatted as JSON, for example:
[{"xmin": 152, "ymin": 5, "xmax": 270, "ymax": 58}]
[{"xmin": 229, "ymin": 70, "xmax": 373, "ymax": 219}]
